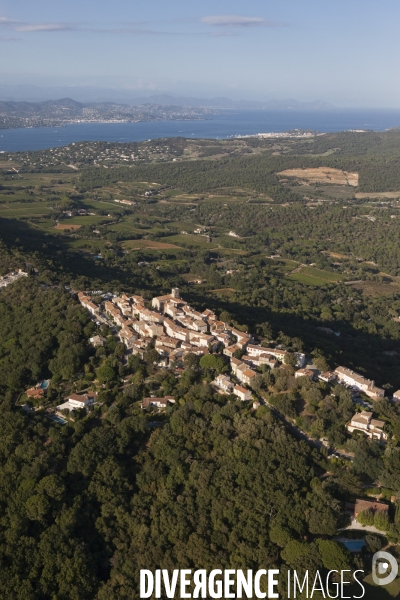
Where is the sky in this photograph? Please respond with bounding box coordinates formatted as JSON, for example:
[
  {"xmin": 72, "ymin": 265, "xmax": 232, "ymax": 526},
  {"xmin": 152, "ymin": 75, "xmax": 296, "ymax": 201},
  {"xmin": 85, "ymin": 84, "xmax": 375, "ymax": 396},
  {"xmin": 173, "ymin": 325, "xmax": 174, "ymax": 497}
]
[{"xmin": 1, "ymin": 0, "xmax": 400, "ymax": 107}]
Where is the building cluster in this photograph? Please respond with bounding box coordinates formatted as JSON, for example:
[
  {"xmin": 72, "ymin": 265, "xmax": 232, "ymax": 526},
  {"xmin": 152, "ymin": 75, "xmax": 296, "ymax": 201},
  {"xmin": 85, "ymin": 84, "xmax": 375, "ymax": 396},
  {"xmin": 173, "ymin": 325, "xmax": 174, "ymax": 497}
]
[
  {"xmin": 76, "ymin": 288, "xmax": 393, "ymax": 436},
  {"xmin": 77, "ymin": 287, "xmax": 307, "ymax": 403},
  {"xmin": 79, "ymin": 288, "xmax": 257, "ymax": 370}
]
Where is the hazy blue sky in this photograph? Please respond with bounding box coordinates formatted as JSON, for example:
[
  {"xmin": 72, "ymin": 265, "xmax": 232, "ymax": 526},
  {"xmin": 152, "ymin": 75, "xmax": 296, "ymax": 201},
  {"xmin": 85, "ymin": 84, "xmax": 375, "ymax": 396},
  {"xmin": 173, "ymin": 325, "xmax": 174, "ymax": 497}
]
[{"xmin": 1, "ymin": 0, "xmax": 400, "ymax": 106}]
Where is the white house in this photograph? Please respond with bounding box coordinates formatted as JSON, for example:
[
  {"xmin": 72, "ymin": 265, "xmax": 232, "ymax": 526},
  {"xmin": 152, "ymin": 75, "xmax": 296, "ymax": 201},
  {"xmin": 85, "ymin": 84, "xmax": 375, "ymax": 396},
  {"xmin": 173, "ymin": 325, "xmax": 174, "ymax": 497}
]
[
  {"xmin": 141, "ymin": 396, "xmax": 175, "ymax": 409},
  {"xmin": 89, "ymin": 335, "xmax": 106, "ymax": 347},
  {"xmin": 223, "ymin": 345, "xmax": 241, "ymax": 358},
  {"xmin": 242, "ymin": 354, "xmax": 278, "ymax": 369},
  {"xmin": 188, "ymin": 330, "xmax": 215, "ymax": 348},
  {"xmin": 57, "ymin": 392, "xmax": 97, "ymax": 412},
  {"xmin": 113, "ymin": 297, "xmax": 132, "ymax": 315},
  {"xmin": 241, "ymin": 368, "xmax": 257, "ymax": 386},
  {"xmin": 211, "ymin": 320, "xmax": 226, "ymax": 333},
  {"xmin": 134, "ymin": 305, "xmax": 164, "ymax": 324},
  {"xmin": 246, "ymin": 345, "xmax": 306, "ymax": 367},
  {"xmin": 234, "ymin": 385, "xmax": 252, "ymax": 401},
  {"xmin": 155, "ymin": 336, "xmax": 180, "ymax": 349},
  {"xmin": 213, "ymin": 374, "xmax": 234, "ymax": 393},
  {"xmin": 229, "ymin": 328, "xmax": 251, "ymax": 349},
  {"xmin": 319, "ymin": 371, "xmax": 338, "ymax": 383},
  {"xmin": 179, "ymin": 317, "xmax": 208, "ymax": 333},
  {"xmin": 347, "ymin": 412, "xmax": 387, "ymax": 441},
  {"xmin": 78, "ymin": 293, "xmax": 99, "ymax": 316},
  {"xmin": 295, "ymin": 368, "xmax": 315, "ymax": 380},
  {"xmin": 230, "ymin": 357, "xmax": 248, "ymax": 380},
  {"xmin": 164, "ymin": 318, "xmax": 189, "ymax": 342},
  {"xmin": 129, "ymin": 294, "xmax": 145, "ymax": 305},
  {"xmin": 334, "ymin": 367, "xmax": 385, "ymax": 399},
  {"xmin": 118, "ymin": 326, "xmax": 137, "ymax": 348},
  {"xmin": 201, "ymin": 309, "xmax": 217, "ymax": 322},
  {"xmin": 143, "ymin": 323, "xmax": 165, "ymax": 337}
]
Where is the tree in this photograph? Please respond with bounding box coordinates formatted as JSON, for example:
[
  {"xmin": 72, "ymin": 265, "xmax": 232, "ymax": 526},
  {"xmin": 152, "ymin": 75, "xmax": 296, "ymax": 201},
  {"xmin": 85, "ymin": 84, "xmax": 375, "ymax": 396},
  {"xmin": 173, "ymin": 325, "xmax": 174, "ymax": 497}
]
[
  {"xmin": 281, "ymin": 540, "xmax": 308, "ymax": 566},
  {"xmin": 270, "ymin": 525, "xmax": 292, "ymax": 548},
  {"xmin": 199, "ymin": 354, "xmax": 227, "ymax": 374},
  {"xmin": 219, "ymin": 310, "xmax": 232, "ymax": 324},
  {"xmin": 357, "ymin": 509, "xmax": 375, "ymax": 526},
  {"xmin": 128, "ymin": 353, "xmax": 141, "ymax": 372},
  {"xmin": 284, "ymin": 352, "xmax": 298, "ymax": 368},
  {"xmin": 114, "ymin": 342, "xmax": 125, "ymax": 358},
  {"xmin": 374, "ymin": 511, "xmax": 390, "ymax": 532},
  {"xmin": 365, "ymin": 534, "xmax": 383, "ymax": 553},
  {"xmin": 316, "ymin": 539, "xmax": 351, "ymax": 571},
  {"xmin": 97, "ymin": 364, "xmax": 116, "ymax": 384},
  {"xmin": 257, "ymin": 321, "xmax": 273, "ymax": 339},
  {"xmin": 144, "ymin": 348, "xmax": 161, "ymax": 365},
  {"xmin": 37, "ymin": 474, "xmax": 65, "ymax": 501},
  {"xmin": 312, "ymin": 349, "xmax": 331, "ymax": 372},
  {"xmin": 25, "ymin": 494, "xmax": 50, "ymax": 521},
  {"xmin": 352, "ymin": 439, "xmax": 384, "ymax": 481},
  {"xmin": 250, "ymin": 374, "xmax": 264, "ymax": 393},
  {"xmin": 281, "ymin": 541, "xmax": 323, "ymax": 571},
  {"xmin": 183, "ymin": 353, "xmax": 200, "ymax": 369},
  {"xmin": 124, "ymin": 384, "xmax": 142, "ymax": 402}
]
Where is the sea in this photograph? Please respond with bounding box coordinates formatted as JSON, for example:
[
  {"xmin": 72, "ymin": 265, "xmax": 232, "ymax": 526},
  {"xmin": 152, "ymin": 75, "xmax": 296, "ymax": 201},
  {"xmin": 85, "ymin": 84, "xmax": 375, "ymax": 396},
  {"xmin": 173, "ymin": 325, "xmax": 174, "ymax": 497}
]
[{"xmin": 1, "ymin": 109, "xmax": 400, "ymax": 153}]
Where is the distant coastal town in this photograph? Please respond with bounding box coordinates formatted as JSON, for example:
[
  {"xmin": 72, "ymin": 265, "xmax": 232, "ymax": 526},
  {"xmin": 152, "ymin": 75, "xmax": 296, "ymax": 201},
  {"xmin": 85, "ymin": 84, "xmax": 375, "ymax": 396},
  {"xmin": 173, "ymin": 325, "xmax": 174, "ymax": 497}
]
[{"xmin": 236, "ymin": 130, "xmax": 325, "ymax": 139}]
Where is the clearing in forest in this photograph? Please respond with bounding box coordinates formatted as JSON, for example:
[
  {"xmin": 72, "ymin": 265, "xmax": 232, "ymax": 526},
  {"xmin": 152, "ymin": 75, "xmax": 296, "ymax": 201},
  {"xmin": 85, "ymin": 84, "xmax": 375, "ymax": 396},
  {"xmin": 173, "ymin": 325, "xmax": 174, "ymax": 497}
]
[
  {"xmin": 54, "ymin": 224, "xmax": 81, "ymax": 230},
  {"xmin": 351, "ymin": 279, "xmax": 400, "ymax": 297},
  {"xmin": 278, "ymin": 167, "xmax": 359, "ymax": 186}
]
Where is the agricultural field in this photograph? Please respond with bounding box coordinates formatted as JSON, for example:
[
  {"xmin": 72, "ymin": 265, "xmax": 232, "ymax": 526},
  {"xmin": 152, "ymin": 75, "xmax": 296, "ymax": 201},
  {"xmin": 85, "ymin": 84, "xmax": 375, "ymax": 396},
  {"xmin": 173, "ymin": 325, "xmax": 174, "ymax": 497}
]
[
  {"xmin": 265, "ymin": 258, "xmax": 302, "ymax": 273},
  {"xmin": 287, "ymin": 266, "xmax": 347, "ymax": 286},
  {"xmin": 0, "ymin": 203, "xmax": 52, "ymax": 218},
  {"xmin": 121, "ymin": 239, "xmax": 184, "ymax": 251},
  {"xmin": 278, "ymin": 166, "xmax": 359, "ymax": 186},
  {"xmin": 162, "ymin": 233, "xmax": 215, "ymax": 248}
]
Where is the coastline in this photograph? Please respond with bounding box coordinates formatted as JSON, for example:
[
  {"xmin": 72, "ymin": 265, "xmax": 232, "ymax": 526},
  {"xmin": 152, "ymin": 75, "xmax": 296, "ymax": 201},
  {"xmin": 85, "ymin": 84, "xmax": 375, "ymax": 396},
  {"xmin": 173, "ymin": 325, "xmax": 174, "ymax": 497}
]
[
  {"xmin": 1, "ymin": 108, "xmax": 400, "ymax": 153},
  {"xmin": 0, "ymin": 116, "xmax": 210, "ymax": 131}
]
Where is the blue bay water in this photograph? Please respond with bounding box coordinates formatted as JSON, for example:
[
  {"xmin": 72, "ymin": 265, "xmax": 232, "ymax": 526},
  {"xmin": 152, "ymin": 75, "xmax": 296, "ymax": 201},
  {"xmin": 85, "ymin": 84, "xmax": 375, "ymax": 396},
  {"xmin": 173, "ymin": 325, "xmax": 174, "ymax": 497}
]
[{"xmin": 1, "ymin": 109, "xmax": 400, "ymax": 152}]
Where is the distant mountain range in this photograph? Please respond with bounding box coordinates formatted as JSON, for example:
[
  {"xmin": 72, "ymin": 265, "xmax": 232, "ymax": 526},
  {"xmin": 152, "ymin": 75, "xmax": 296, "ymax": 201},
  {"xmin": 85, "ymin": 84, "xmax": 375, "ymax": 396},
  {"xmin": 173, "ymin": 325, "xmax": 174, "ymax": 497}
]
[
  {"xmin": 129, "ymin": 96, "xmax": 336, "ymax": 110},
  {"xmin": 0, "ymin": 84, "xmax": 335, "ymax": 110}
]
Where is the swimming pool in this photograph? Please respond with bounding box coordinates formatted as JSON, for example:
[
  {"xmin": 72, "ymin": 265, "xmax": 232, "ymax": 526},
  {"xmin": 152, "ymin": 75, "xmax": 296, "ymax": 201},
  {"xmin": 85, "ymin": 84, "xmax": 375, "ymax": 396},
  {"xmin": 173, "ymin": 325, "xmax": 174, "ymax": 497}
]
[
  {"xmin": 40, "ymin": 380, "xmax": 50, "ymax": 389},
  {"xmin": 337, "ymin": 539, "xmax": 365, "ymax": 552},
  {"xmin": 46, "ymin": 414, "xmax": 67, "ymax": 425}
]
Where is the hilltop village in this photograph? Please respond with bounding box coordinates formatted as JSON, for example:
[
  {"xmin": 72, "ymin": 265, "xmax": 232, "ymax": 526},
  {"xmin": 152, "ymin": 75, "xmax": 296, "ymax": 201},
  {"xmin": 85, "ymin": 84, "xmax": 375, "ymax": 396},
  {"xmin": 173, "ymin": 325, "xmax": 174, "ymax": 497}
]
[{"xmin": 72, "ymin": 287, "xmax": 394, "ymax": 444}]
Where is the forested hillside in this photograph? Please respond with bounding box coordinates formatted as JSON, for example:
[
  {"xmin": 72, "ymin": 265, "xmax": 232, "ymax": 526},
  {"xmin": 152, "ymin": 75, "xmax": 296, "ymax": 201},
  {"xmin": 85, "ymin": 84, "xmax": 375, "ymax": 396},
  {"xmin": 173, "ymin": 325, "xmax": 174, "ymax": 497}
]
[
  {"xmin": 0, "ymin": 277, "xmax": 400, "ymax": 598},
  {"xmin": 0, "ymin": 279, "xmax": 349, "ymax": 599},
  {"xmin": 1, "ymin": 131, "xmax": 400, "ymax": 598}
]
